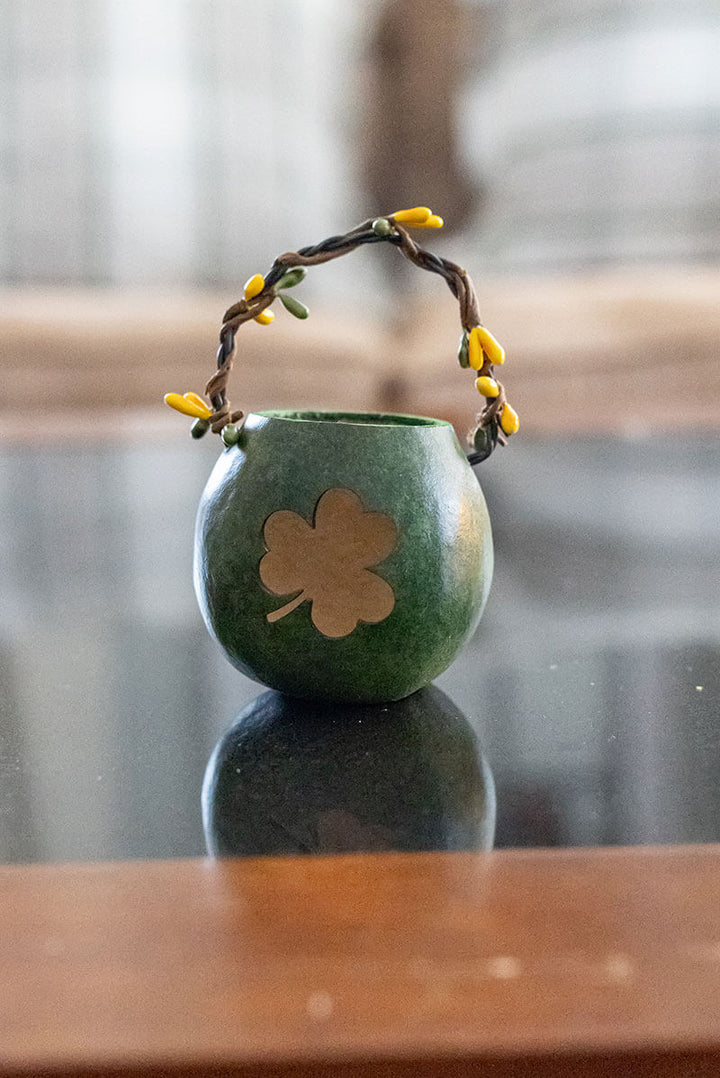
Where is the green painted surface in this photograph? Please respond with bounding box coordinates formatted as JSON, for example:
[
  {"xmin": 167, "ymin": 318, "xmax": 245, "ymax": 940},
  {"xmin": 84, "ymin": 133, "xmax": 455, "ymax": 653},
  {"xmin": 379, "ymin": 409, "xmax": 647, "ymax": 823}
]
[{"xmin": 194, "ymin": 411, "xmax": 493, "ymax": 702}]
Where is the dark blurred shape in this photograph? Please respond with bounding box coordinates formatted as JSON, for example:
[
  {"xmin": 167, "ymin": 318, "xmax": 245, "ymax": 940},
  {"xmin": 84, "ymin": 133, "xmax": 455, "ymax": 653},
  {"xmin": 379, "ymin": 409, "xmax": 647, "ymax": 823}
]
[
  {"xmin": 202, "ymin": 685, "xmax": 495, "ymax": 857},
  {"xmin": 362, "ymin": 0, "xmax": 480, "ymax": 232},
  {"xmin": 493, "ymin": 781, "xmax": 568, "ymax": 849}
]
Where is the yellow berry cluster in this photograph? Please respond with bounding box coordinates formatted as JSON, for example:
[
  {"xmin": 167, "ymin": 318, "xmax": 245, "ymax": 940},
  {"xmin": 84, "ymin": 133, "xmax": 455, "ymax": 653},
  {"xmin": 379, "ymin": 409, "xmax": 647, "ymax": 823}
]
[
  {"xmin": 391, "ymin": 206, "xmax": 444, "ymax": 229},
  {"xmin": 163, "ymin": 391, "xmax": 211, "ymax": 421},
  {"xmin": 242, "ymin": 273, "xmax": 274, "ymax": 324},
  {"xmin": 163, "ymin": 390, "xmax": 214, "ymax": 439},
  {"xmin": 461, "ymin": 325, "xmax": 519, "ymax": 436}
]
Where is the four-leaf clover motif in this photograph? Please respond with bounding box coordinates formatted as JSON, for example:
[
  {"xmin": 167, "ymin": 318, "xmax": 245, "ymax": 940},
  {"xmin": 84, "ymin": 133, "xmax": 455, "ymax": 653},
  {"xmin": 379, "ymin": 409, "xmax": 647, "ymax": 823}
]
[{"xmin": 259, "ymin": 488, "xmax": 398, "ymax": 639}]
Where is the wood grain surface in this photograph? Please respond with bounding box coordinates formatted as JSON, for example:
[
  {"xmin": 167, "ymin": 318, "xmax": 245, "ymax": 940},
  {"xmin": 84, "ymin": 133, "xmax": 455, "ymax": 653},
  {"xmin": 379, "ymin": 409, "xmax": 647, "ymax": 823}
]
[{"xmin": 3, "ymin": 846, "xmax": 720, "ymax": 1076}]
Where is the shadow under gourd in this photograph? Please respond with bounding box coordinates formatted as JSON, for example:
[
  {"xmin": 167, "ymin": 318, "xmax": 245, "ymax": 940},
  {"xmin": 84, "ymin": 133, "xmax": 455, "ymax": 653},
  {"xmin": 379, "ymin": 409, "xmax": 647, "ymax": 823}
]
[{"xmin": 202, "ymin": 685, "xmax": 495, "ymax": 857}]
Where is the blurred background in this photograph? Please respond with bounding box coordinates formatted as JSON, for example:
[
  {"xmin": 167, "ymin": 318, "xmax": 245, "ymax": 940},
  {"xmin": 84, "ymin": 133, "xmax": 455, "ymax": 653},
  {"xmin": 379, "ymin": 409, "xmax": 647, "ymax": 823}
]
[
  {"xmin": 1, "ymin": 0, "xmax": 719, "ymax": 862},
  {"xmin": 3, "ymin": 0, "xmax": 719, "ymax": 425}
]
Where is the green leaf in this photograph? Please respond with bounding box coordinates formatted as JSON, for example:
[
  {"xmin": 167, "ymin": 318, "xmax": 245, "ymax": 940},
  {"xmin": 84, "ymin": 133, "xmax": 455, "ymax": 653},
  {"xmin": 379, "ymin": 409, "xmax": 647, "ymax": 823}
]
[
  {"xmin": 190, "ymin": 418, "xmax": 210, "ymax": 439},
  {"xmin": 277, "ymin": 268, "xmax": 307, "ymax": 290},
  {"xmin": 471, "ymin": 425, "xmax": 494, "ymax": 462},
  {"xmin": 280, "ymin": 294, "xmax": 310, "ymax": 320},
  {"xmin": 457, "ymin": 330, "xmax": 470, "ymax": 369}
]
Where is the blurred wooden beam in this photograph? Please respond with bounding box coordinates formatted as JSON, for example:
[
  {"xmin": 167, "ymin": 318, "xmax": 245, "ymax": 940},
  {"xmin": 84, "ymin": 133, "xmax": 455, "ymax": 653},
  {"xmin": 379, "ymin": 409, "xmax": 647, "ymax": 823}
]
[
  {"xmin": 2, "ymin": 269, "xmax": 719, "ymax": 436},
  {"xmin": 0, "ymin": 289, "xmax": 387, "ymax": 417},
  {"xmin": 388, "ymin": 267, "xmax": 720, "ymax": 433}
]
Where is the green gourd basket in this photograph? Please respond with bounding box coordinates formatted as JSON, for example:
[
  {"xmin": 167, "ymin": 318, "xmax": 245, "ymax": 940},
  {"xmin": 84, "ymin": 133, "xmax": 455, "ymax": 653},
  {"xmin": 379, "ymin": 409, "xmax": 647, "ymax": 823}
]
[{"xmin": 166, "ymin": 207, "xmax": 518, "ymax": 703}]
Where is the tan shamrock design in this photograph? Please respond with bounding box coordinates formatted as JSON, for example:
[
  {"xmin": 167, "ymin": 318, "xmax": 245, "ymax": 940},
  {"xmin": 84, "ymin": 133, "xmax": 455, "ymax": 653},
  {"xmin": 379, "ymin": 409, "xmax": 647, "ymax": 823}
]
[{"xmin": 259, "ymin": 488, "xmax": 398, "ymax": 638}]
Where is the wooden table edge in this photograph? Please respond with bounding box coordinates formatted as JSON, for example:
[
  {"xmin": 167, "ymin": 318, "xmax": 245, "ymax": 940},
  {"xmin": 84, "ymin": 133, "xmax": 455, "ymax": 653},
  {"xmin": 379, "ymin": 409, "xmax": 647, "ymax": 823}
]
[{"xmin": 3, "ymin": 845, "xmax": 720, "ymax": 1077}]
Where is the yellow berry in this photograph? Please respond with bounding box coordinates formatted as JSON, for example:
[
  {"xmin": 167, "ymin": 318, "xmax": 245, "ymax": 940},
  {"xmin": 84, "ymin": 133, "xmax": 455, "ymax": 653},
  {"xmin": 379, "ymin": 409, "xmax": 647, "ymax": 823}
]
[
  {"xmin": 500, "ymin": 403, "xmax": 520, "ymax": 435},
  {"xmin": 468, "ymin": 327, "xmax": 484, "ymax": 370},
  {"xmin": 254, "ymin": 309, "xmax": 275, "ymax": 325},
  {"xmin": 391, "ymin": 206, "xmax": 432, "ymax": 225},
  {"xmin": 164, "ymin": 393, "xmax": 212, "ymax": 420},
  {"xmin": 414, "ymin": 214, "xmax": 444, "ymax": 228},
  {"xmin": 474, "ymin": 325, "xmax": 505, "ymax": 365},
  {"xmin": 243, "ymin": 273, "xmax": 265, "ymax": 301},
  {"xmin": 183, "ymin": 392, "xmax": 212, "ymax": 418},
  {"xmin": 475, "ymin": 376, "xmax": 500, "ymax": 398}
]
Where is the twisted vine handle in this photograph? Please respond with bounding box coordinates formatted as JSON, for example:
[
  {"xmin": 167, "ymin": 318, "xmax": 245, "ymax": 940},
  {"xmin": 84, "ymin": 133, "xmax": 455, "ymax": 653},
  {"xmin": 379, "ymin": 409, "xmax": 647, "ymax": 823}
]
[{"xmin": 164, "ymin": 207, "xmax": 519, "ymax": 463}]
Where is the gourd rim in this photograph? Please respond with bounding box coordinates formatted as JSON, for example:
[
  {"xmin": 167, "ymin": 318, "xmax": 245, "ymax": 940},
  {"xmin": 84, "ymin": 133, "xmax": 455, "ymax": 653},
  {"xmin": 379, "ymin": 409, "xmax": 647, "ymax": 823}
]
[{"xmin": 254, "ymin": 410, "xmax": 451, "ymax": 428}]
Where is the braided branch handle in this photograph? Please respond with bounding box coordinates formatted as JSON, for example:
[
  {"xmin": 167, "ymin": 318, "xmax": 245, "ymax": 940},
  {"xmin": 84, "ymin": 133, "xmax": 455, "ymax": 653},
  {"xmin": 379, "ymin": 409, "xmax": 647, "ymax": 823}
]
[{"xmin": 166, "ymin": 208, "xmax": 517, "ymax": 461}]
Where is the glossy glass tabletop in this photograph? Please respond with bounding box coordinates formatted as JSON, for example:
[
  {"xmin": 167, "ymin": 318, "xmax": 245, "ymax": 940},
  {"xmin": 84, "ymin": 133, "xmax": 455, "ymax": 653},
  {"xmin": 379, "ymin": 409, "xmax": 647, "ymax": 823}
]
[{"xmin": 1, "ymin": 429, "xmax": 718, "ymax": 862}]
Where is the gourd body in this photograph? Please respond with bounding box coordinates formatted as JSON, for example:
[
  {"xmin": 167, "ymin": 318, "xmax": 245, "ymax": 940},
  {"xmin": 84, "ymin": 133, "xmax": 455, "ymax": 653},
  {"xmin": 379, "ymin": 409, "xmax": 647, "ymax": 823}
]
[{"xmin": 194, "ymin": 411, "xmax": 493, "ymax": 703}]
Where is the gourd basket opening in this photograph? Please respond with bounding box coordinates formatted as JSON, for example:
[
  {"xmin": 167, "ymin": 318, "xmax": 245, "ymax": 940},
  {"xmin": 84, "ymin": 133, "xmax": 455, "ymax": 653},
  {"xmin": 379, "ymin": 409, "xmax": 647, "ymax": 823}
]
[{"xmin": 256, "ymin": 410, "xmax": 451, "ymax": 428}]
